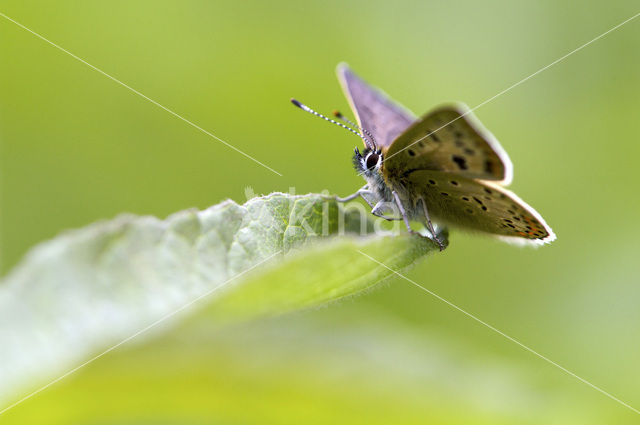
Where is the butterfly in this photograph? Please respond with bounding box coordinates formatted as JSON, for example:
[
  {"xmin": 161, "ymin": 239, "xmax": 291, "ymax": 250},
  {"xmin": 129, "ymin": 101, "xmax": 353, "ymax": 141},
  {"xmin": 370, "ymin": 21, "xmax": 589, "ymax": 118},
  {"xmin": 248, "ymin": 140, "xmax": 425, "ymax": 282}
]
[{"xmin": 292, "ymin": 63, "xmax": 555, "ymax": 250}]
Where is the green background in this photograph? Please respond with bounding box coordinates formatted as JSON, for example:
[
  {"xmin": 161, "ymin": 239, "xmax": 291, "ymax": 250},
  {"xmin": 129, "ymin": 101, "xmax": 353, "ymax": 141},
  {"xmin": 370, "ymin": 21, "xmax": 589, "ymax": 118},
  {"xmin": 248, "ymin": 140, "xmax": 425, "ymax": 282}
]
[{"xmin": 1, "ymin": 0, "xmax": 640, "ymax": 423}]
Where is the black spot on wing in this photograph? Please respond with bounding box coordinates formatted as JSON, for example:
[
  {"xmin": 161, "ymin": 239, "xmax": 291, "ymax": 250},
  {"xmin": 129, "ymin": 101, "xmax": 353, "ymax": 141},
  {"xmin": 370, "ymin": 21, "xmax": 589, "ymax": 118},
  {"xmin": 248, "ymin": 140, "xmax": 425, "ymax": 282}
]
[
  {"xmin": 452, "ymin": 155, "xmax": 468, "ymax": 170},
  {"xmin": 484, "ymin": 159, "xmax": 494, "ymax": 174}
]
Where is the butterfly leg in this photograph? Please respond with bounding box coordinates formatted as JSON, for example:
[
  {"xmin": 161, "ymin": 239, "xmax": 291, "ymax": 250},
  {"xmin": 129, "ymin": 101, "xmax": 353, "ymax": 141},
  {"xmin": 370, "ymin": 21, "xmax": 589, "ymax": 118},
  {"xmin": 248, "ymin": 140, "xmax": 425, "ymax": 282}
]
[
  {"xmin": 335, "ymin": 185, "xmax": 369, "ymax": 202},
  {"xmin": 356, "ymin": 191, "xmax": 400, "ymax": 220},
  {"xmin": 371, "ymin": 201, "xmax": 402, "ymax": 221},
  {"xmin": 336, "ymin": 186, "xmax": 400, "ymax": 221},
  {"xmin": 392, "ymin": 191, "xmax": 419, "ymax": 236},
  {"xmin": 419, "ymin": 197, "xmax": 445, "ymax": 251}
]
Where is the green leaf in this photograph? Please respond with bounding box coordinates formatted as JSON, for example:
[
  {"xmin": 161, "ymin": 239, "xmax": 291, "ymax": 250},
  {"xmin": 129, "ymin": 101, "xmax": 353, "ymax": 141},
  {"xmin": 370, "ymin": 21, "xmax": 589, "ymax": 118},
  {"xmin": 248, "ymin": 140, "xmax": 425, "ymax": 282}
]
[
  {"xmin": 0, "ymin": 193, "xmax": 445, "ymax": 405},
  {"xmin": 1, "ymin": 311, "xmax": 579, "ymax": 425}
]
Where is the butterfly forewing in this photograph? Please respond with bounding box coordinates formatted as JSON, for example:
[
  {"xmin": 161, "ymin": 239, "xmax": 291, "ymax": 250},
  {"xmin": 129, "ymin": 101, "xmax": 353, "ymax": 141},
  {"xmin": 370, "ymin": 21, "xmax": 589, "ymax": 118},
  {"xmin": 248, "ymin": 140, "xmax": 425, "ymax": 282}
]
[
  {"xmin": 337, "ymin": 63, "xmax": 416, "ymax": 149},
  {"xmin": 384, "ymin": 105, "xmax": 513, "ymax": 184},
  {"xmin": 403, "ymin": 170, "xmax": 554, "ymax": 244}
]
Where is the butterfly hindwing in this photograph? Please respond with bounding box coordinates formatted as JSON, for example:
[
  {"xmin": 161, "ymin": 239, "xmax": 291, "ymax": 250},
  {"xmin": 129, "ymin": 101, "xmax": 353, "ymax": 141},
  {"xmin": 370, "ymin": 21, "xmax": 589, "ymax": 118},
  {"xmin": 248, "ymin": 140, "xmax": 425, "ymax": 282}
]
[
  {"xmin": 403, "ymin": 170, "xmax": 554, "ymax": 244},
  {"xmin": 337, "ymin": 63, "xmax": 416, "ymax": 149},
  {"xmin": 384, "ymin": 104, "xmax": 513, "ymax": 184}
]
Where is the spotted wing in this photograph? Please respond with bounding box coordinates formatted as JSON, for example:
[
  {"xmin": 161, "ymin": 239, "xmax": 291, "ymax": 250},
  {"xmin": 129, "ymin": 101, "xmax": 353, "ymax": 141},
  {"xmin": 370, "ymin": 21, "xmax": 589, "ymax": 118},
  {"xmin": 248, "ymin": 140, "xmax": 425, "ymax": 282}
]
[
  {"xmin": 384, "ymin": 104, "xmax": 513, "ymax": 185},
  {"xmin": 405, "ymin": 170, "xmax": 554, "ymax": 245},
  {"xmin": 337, "ymin": 63, "xmax": 416, "ymax": 149}
]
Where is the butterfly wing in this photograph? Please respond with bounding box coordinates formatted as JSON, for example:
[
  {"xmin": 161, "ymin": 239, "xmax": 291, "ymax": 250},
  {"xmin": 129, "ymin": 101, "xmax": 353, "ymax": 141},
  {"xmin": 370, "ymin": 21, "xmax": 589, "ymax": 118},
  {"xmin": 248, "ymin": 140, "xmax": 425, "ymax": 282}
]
[
  {"xmin": 337, "ymin": 63, "xmax": 416, "ymax": 149},
  {"xmin": 404, "ymin": 170, "xmax": 554, "ymax": 245},
  {"xmin": 384, "ymin": 104, "xmax": 513, "ymax": 185}
]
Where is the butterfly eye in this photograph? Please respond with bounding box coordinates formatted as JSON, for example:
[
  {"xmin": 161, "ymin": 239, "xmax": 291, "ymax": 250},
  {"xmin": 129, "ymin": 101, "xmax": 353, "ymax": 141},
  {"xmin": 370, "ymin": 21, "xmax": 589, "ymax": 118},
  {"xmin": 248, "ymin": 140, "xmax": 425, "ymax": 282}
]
[{"xmin": 365, "ymin": 152, "xmax": 379, "ymax": 170}]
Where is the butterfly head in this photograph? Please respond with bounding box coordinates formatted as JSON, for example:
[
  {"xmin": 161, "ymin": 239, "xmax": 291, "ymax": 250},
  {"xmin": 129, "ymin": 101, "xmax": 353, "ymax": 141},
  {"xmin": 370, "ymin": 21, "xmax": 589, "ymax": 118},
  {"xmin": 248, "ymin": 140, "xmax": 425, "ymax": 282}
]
[{"xmin": 353, "ymin": 147, "xmax": 383, "ymax": 176}]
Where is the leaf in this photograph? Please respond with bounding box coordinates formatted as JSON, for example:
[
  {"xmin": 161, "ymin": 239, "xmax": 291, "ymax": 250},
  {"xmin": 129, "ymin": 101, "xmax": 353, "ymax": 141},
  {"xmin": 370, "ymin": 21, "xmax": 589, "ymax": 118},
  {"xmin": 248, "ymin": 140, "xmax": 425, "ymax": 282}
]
[
  {"xmin": 0, "ymin": 193, "xmax": 445, "ymax": 405},
  {"xmin": 0, "ymin": 310, "xmax": 581, "ymax": 425}
]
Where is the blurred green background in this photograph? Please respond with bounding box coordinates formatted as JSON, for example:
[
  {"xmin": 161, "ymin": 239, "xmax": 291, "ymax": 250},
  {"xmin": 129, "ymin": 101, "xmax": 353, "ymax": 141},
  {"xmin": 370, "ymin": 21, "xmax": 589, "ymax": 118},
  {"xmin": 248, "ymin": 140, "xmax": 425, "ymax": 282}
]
[{"xmin": 2, "ymin": 0, "xmax": 640, "ymax": 423}]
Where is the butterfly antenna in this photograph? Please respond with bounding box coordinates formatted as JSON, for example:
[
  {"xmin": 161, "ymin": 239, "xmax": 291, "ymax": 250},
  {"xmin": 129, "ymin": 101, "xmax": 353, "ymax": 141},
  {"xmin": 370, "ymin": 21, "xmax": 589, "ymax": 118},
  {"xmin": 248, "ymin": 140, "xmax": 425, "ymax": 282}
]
[
  {"xmin": 333, "ymin": 110, "xmax": 378, "ymax": 151},
  {"xmin": 290, "ymin": 98, "xmax": 374, "ymax": 150}
]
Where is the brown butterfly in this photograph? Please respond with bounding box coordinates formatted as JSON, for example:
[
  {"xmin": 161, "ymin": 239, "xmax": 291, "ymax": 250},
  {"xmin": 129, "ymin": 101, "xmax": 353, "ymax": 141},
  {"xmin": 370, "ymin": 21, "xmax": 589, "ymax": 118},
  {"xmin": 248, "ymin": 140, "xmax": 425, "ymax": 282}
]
[{"xmin": 292, "ymin": 63, "xmax": 555, "ymax": 250}]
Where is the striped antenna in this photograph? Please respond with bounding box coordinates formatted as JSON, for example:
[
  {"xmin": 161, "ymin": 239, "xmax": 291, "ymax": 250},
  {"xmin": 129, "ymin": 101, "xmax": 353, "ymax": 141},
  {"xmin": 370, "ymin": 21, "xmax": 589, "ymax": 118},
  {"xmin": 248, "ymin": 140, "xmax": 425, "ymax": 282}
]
[
  {"xmin": 333, "ymin": 110, "xmax": 378, "ymax": 151},
  {"xmin": 290, "ymin": 99, "xmax": 374, "ymax": 150}
]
